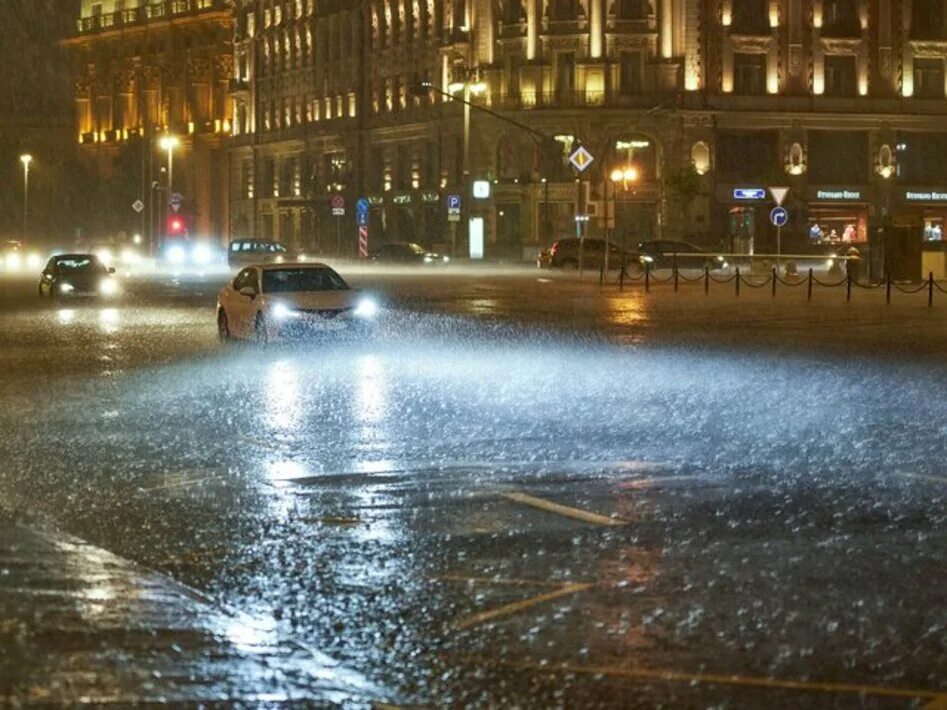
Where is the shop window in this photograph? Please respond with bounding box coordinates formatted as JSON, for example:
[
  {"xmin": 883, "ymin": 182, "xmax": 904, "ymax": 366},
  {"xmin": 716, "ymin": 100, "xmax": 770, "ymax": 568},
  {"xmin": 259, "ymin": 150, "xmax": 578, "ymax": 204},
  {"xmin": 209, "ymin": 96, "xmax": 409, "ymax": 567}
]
[
  {"xmin": 808, "ymin": 131, "xmax": 868, "ymax": 183},
  {"xmin": 895, "ymin": 132, "xmax": 947, "ymax": 183},
  {"xmin": 914, "ymin": 59, "xmax": 945, "ymax": 99},
  {"xmin": 911, "ymin": 0, "xmax": 946, "ymax": 40},
  {"xmin": 613, "ymin": 134, "xmax": 656, "ymax": 181},
  {"xmin": 716, "ymin": 131, "xmax": 778, "ymax": 182},
  {"xmin": 824, "ymin": 55, "xmax": 857, "ymax": 96},
  {"xmin": 733, "ymin": 53, "xmax": 766, "ymax": 95},
  {"xmin": 619, "ymin": 52, "xmax": 643, "ymax": 95},
  {"xmin": 822, "ymin": 0, "xmax": 859, "ymax": 37},
  {"xmin": 731, "ymin": 0, "xmax": 768, "ymax": 34}
]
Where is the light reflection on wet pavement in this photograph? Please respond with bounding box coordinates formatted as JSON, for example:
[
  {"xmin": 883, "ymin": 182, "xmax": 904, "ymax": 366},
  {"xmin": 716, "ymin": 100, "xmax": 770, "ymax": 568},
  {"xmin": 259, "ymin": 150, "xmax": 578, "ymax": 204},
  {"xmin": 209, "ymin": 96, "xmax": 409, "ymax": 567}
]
[{"xmin": 0, "ymin": 271, "xmax": 944, "ymax": 707}]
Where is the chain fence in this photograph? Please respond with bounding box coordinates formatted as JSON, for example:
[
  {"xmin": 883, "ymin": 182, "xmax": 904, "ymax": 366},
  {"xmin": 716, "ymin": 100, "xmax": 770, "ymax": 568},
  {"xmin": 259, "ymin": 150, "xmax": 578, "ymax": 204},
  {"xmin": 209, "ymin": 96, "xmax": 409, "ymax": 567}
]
[{"xmin": 610, "ymin": 263, "xmax": 944, "ymax": 307}]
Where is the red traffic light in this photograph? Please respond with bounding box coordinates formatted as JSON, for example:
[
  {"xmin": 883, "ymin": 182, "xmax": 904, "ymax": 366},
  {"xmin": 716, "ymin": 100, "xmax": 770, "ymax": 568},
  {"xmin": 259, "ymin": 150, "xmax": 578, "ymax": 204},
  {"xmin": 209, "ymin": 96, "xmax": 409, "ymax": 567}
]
[{"xmin": 167, "ymin": 216, "xmax": 185, "ymax": 235}]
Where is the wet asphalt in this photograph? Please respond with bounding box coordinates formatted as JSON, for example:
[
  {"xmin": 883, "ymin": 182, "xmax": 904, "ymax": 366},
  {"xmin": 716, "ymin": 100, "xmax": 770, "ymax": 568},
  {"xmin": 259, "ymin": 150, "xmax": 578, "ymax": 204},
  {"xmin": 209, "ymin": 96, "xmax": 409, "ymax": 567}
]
[{"xmin": 0, "ymin": 266, "xmax": 944, "ymax": 708}]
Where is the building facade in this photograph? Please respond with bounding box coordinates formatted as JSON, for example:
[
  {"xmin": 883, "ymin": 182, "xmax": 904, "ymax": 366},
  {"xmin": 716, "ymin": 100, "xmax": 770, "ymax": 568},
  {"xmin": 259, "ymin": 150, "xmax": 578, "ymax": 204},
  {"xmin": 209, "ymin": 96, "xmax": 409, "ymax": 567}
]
[
  {"xmin": 75, "ymin": 1, "xmax": 947, "ymax": 258},
  {"xmin": 65, "ymin": 0, "xmax": 234, "ymax": 245}
]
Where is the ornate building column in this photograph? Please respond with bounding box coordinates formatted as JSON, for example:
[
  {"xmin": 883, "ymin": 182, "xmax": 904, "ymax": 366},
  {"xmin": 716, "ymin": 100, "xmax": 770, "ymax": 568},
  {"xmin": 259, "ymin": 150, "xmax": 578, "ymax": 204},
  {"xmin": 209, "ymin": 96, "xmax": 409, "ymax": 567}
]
[
  {"xmin": 527, "ymin": 0, "xmax": 539, "ymax": 60},
  {"xmin": 589, "ymin": 0, "xmax": 604, "ymax": 59}
]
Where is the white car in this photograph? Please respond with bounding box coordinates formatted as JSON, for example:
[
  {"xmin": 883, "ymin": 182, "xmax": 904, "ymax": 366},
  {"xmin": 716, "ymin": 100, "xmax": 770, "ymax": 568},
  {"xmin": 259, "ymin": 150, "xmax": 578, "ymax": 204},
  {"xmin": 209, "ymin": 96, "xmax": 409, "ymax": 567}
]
[{"xmin": 216, "ymin": 262, "xmax": 378, "ymax": 343}]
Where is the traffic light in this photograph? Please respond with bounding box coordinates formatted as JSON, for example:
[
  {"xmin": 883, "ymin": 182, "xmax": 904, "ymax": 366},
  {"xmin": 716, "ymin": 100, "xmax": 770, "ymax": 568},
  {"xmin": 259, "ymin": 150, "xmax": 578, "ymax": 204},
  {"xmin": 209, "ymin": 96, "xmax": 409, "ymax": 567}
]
[{"xmin": 167, "ymin": 215, "xmax": 186, "ymax": 236}]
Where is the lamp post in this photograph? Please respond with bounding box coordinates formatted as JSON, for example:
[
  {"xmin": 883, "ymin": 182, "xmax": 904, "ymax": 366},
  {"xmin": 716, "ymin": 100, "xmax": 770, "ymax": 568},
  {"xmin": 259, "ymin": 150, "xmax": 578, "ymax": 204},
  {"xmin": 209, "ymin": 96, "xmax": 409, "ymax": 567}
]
[
  {"xmin": 20, "ymin": 154, "xmax": 32, "ymax": 236},
  {"xmin": 609, "ymin": 165, "xmax": 639, "ymax": 274},
  {"xmin": 158, "ymin": 135, "xmax": 179, "ymax": 243},
  {"xmin": 447, "ymin": 78, "xmax": 486, "ymax": 257}
]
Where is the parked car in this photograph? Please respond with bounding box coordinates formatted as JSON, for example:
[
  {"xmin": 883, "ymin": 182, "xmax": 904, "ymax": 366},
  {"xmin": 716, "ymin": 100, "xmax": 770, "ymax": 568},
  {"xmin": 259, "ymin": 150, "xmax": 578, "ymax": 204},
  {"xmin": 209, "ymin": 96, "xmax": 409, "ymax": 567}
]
[
  {"xmin": 369, "ymin": 242, "xmax": 449, "ymax": 265},
  {"xmin": 216, "ymin": 262, "xmax": 379, "ymax": 343},
  {"xmin": 38, "ymin": 254, "xmax": 119, "ymax": 299},
  {"xmin": 537, "ymin": 238, "xmax": 632, "ymax": 270},
  {"xmin": 228, "ymin": 239, "xmax": 309, "ymax": 268},
  {"xmin": 635, "ymin": 240, "xmax": 728, "ymax": 271}
]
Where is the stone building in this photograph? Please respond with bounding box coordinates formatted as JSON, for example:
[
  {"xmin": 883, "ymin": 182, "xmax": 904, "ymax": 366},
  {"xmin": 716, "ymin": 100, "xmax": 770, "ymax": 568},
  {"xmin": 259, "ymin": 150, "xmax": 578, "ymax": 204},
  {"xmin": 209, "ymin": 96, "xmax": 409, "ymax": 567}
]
[
  {"xmin": 72, "ymin": 0, "xmax": 947, "ymax": 258},
  {"xmin": 64, "ymin": 0, "xmax": 234, "ymax": 244}
]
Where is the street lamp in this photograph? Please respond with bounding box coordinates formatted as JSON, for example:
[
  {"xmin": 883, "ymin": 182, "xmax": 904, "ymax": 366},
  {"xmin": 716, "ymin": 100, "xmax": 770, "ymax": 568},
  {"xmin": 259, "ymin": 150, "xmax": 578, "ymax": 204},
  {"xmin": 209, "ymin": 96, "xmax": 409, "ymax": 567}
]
[
  {"xmin": 20, "ymin": 154, "xmax": 32, "ymax": 236},
  {"xmin": 607, "ymin": 164, "xmax": 640, "ymax": 273},
  {"xmin": 158, "ymin": 135, "xmax": 179, "ymax": 193}
]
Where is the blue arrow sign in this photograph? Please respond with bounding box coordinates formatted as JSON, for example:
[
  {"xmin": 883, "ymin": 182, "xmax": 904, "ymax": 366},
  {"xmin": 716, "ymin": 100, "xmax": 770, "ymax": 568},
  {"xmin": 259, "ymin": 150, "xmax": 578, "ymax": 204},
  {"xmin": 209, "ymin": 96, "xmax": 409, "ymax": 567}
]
[
  {"xmin": 770, "ymin": 206, "xmax": 789, "ymax": 227},
  {"xmin": 357, "ymin": 210, "xmax": 369, "ymax": 226},
  {"xmin": 356, "ymin": 198, "xmax": 370, "ymax": 213}
]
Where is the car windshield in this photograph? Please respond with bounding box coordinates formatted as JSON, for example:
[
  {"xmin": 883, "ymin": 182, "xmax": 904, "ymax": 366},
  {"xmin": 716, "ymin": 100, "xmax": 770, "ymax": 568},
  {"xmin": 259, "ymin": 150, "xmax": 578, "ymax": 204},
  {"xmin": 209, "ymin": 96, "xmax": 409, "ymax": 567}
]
[
  {"xmin": 56, "ymin": 257, "xmax": 105, "ymax": 273},
  {"xmin": 262, "ymin": 267, "xmax": 348, "ymax": 293}
]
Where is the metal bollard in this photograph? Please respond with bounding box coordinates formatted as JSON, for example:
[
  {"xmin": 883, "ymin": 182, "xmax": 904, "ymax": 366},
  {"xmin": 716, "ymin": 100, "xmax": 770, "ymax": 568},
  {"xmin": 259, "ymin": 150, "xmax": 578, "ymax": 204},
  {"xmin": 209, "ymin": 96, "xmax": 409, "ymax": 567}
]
[
  {"xmin": 704, "ymin": 266, "xmax": 710, "ymax": 295},
  {"xmin": 735, "ymin": 267, "xmax": 741, "ymax": 297},
  {"xmin": 645, "ymin": 263, "xmax": 650, "ymax": 293},
  {"xmin": 807, "ymin": 268, "xmax": 813, "ymax": 302},
  {"xmin": 673, "ymin": 265, "xmax": 679, "ymax": 292},
  {"xmin": 846, "ymin": 272, "xmax": 852, "ymax": 303},
  {"xmin": 619, "ymin": 265, "xmax": 625, "ymax": 292},
  {"xmin": 599, "ymin": 262, "xmax": 604, "ymax": 286},
  {"xmin": 929, "ymin": 272, "xmax": 935, "ymax": 308},
  {"xmin": 771, "ymin": 267, "xmax": 777, "ymax": 298},
  {"xmin": 886, "ymin": 273, "xmax": 892, "ymax": 305}
]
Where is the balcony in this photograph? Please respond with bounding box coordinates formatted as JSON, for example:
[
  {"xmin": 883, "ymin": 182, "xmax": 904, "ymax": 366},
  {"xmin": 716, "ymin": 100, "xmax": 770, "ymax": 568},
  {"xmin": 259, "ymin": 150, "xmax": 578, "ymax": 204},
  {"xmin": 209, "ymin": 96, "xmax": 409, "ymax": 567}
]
[{"xmin": 76, "ymin": 0, "xmax": 227, "ymax": 34}]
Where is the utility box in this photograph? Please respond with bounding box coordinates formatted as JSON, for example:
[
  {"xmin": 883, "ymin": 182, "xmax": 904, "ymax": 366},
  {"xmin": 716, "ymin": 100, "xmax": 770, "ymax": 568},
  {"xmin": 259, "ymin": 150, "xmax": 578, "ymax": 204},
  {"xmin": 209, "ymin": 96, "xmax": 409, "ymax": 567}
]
[{"xmin": 884, "ymin": 212, "xmax": 924, "ymax": 281}]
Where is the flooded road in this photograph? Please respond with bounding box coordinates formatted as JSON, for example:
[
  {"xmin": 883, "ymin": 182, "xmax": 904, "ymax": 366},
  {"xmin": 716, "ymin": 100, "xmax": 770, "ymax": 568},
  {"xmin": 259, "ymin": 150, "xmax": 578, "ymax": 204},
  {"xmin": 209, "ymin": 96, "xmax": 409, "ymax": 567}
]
[{"xmin": 0, "ymin": 268, "xmax": 944, "ymax": 707}]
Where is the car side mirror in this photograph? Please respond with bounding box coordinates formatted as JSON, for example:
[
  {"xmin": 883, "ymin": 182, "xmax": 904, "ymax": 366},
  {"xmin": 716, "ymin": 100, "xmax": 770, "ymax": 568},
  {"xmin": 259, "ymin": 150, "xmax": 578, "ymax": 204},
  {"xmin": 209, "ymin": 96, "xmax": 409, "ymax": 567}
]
[
  {"xmin": 239, "ymin": 286, "xmax": 257, "ymax": 298},
  {"xmin": 108, "ymin": 267, "xmax": 116, "ymax": 274}
]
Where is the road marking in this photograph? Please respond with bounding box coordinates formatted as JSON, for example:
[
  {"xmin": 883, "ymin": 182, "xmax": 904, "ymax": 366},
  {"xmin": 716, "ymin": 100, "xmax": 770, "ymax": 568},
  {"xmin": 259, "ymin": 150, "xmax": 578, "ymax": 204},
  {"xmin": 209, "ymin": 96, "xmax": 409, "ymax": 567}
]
[
  {"xmin": 896, "ymin": 472, "xmax": 947, "ymax": 485},
  {"xmin": 506, "ymin": 661, "xmax": 946, "ymax": 702},
  {"xmin": 500, "ymin": 491, "xmax": 629, "ymax": 526},
  {"xmin": 453, "ymin": 582, "xmax": 592, "ymax": 630},
  {"xmin": 138, "ymin": 471, "xmax": 224, "ymax": 492},
  {"xmin": 439, "ymin": 575, "xmax": 589, "ymax": 588}
]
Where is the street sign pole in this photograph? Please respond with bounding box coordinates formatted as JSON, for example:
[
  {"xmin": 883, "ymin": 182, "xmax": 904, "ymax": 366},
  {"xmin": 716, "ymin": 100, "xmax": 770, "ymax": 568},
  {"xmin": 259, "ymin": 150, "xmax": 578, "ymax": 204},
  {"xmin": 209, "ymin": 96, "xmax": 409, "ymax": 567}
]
[{"xmin": 336, "ymin": 216, "xmax": 342, "ymax": 257}]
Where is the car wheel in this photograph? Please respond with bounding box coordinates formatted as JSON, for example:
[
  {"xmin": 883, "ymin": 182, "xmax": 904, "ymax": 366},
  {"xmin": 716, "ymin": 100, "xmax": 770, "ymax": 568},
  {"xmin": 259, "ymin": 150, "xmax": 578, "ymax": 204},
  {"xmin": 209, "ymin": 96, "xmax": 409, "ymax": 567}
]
[
  {"xmin": 217, "ymin": 309, "xmax": 231, "ymax": 343},
  {"xmin": 253, "ymin": 313, "xmax": 268, "ymax": 346}
]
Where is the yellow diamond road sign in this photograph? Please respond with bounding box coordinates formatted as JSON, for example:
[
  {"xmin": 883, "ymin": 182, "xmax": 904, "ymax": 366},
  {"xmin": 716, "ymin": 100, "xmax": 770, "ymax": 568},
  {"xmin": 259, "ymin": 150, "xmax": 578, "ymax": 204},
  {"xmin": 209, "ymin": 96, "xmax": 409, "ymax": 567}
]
[{"xmin": 569, "ymin": 145, "xmax": 594, "ymax": 172}]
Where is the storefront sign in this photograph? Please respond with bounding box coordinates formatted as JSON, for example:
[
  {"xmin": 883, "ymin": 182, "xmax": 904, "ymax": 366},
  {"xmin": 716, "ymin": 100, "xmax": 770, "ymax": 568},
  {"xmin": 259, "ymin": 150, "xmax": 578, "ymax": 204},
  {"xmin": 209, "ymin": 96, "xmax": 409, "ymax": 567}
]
[
  {"xmin": 814, "ymin": 189, "xmax": 863, "ymax": 201},
  {"xmin": 733, "ymin": 188, "xmax": 766, "ymax": 200},
  {"xmin": 904, "ymin": 190, "xmax": 947, "ymax": 202}
]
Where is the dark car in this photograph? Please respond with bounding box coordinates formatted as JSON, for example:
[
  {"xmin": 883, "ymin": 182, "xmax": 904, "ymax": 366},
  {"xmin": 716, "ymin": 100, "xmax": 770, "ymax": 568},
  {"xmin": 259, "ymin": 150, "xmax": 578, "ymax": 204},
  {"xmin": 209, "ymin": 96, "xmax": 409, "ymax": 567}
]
[
  {"xmin": 38, "ymin": 254, "xmax": 118, "ymax": 299},
  {"xmin": 537, "ymin": 238, "xmax": 632, "ymax": 270},
  {"xmin": 370, "ymin": 242, "xmax": 449, "ymax": 265},
  {"xmin": 636, "ymin": 240, "xmax": 728, "ymax": 271},
  {"xmin": 228, "ymin": 239, "xmax": 309, "ymax": 268}
]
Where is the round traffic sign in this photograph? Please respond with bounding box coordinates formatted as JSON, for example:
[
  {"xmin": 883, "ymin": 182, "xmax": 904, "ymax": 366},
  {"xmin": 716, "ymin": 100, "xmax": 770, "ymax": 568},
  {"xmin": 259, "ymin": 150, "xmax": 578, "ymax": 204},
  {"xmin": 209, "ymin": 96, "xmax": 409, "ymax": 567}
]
[
  {"xmin": 331, "ymin": 195, "xmax": 345, "ymax": 209},
  {"xmin": 770, "ymin": 206, "xmax": 789, "ymax": 227}
]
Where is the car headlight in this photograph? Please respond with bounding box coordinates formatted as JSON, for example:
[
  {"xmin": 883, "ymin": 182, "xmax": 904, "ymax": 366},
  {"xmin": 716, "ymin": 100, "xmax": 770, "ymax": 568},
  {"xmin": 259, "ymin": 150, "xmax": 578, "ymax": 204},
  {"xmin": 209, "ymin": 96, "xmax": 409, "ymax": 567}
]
[
  {"xmin": 423, "ymin": 255, "xmax": 434, "ymax": 263},
  {"xmin": 353, "ymin": 297, "xmax": 378, "ymax": 319},
  {"xmin": 271, "ymin": 302, "xmax": 299, "ymax": 320},
  {"xmin": 640, "ymin": 255, "xmax": 654, "ymax": 264},
  {"xmin": 26, "ymin": 253, "xmax": 42, "ymax": 269},
  {"xmin": 97, "ymin": 249, "xmax": 113, "ymax": 266},
  {"xmin": 59, "ymin": 282, "xmax": 74, "ymax": 293},
  {"xmin": 443, "ymin": 256, "xmax": 450, "ymax": 263},
  {"xmin": 100, "ymin": 278, "xmax": 119, "ymax": 296},
  {"xmin": 167, "ymin": 245, "xmax": 186, "ymax": 265},
  {"xmin": 5, "ymin": 253, "xmax": 22, "ymax": 271},
  {"xmin": 192, "ymin": 243, "xmax": 213, "ymax": 265}
]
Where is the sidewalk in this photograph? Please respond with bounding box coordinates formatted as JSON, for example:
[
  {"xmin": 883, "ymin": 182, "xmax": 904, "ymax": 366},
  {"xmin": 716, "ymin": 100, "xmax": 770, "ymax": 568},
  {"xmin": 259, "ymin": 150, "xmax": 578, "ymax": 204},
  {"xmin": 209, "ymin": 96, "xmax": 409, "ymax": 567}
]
[{"xmin": 0, "ymin": 515, "xmax": 386, "ymax": 706}]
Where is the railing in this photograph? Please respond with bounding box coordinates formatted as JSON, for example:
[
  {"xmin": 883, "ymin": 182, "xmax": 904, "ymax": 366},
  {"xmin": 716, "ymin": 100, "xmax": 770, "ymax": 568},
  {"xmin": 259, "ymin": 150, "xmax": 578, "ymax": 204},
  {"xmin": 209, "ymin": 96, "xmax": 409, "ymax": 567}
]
[
  {"xmin": 77, "ymin": 0, "xmax": 226, "ymax": 34},
  {"xmin": 607, "ymin": 254, "xmax": 945, "ymax": 306}
]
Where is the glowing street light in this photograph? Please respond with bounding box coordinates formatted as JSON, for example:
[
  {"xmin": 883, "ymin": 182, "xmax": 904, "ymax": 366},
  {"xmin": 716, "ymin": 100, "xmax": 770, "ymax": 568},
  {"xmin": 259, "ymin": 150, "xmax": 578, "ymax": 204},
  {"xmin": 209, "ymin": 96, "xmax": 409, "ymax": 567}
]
[
  {"xmin": 158, "ymin": 135, "xmax": 180, "ymax": 193},
  {"xmin": 19, "ymin": 154, "xmax": 32, "ymax": 236},
  {"xmin": 610, "ymin": 165, "xmax": 639, "ymax": 190}
]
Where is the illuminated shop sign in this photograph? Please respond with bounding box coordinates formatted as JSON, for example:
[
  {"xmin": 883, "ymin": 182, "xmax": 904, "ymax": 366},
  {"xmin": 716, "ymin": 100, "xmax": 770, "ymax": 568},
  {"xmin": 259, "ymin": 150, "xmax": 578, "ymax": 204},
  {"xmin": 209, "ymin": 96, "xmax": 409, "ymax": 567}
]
[
  {"xmin": 815, "ymin": 189, "xmax": 863, "ymax": 201},
  {"xmin": 733, "ymin": 188, "xmax": 766, "ymax": 200},
  {"xmin": 904, "ymin": 190, "xmax": 947, "ymax": 202}
]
